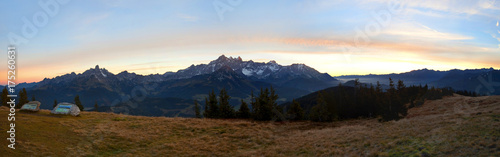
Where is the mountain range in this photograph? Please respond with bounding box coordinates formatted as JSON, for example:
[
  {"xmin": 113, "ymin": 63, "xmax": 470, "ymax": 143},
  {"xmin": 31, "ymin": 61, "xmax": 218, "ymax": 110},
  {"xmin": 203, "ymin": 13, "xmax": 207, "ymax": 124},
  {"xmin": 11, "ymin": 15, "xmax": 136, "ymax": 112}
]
[
  {"xmin": 11, "ymin": 55, "xmax": 339, "ymax": 116},
  {"xmin": 337, "ymin": 68, "xmax": 500, "ymax": 95},
  {"xmin": 3, "ymin": 55, "xmax": 499, "ymax": 117}
]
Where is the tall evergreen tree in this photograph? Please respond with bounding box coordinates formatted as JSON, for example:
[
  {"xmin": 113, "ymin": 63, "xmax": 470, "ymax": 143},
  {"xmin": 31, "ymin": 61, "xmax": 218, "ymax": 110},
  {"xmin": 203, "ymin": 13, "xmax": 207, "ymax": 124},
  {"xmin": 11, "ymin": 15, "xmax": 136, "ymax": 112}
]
[
  {"xmin": 287, "ymin": 99, "xmax": 304, "ymax": 121},
  {"xmin": 22, "ymin": 88, "xmax": 28, "ymax": 103},
  {"xmin": 254, "ymin": 88, "xmax": 272, "ymax": 121},
  {"xmin": 17, "ymin": 88, "xmax": 28, "ymax": 109},
  {"xmin": 376, "ymin": 81, "xmax": 382, "ymax": 93},
  {"xmin": 206, "ymin": 90, "xmax": 219, "ymax": 118},
  {"xmin": 219, "ymin": 88, "xmax": 235, "ymax": 118},
  {"xmin": 252, "ymin": 88, "xmax": 263, "ymax": 120},
  {"xmin": 251, "ymin": 87, "xmax": 281, "ymax": 121},
  {"xmin": 354, "ymin": 79, "xmax": 360, "ymax": 89},
  {"xmin": 74, "ymin": 95, "xmax": 84, "ymax": 111},
  {"xmin": 395, "ymin": 80, "xmax": 408, "ymax": 118},
  {"xmin": 378, "ymin": 78, "xmax": 408, "ymax": 121},
  {"xmin": 251, "ymin": 89, "xmax": 260, "ymax": 119},
  {"xmin": 194, "ymin": 100, "xmax": 201, "ymax": 118},
  {"xmin": 269, "ymin": 86, "xmax": 284, "ymax": 121},
  {"xmin": 309, "ymin": 91, "xmax": 334, "ymax": 122},
  {"xmin": 237, "ymin": 99, "xmax": 250, "ymax": 119},
  {"xmin": 388, "ymin": 78, "xmax": 395, "ymax": 94},
  {"xmin": 1, "ymin": 87, "xmax": 8, "ymax": 107}
]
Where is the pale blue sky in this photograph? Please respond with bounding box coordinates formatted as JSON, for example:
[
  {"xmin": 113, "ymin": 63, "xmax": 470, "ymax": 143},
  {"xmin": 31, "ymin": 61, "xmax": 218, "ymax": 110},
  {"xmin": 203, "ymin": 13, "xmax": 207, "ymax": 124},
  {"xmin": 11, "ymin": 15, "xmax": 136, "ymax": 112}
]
[{"xmin": 1, "ymin": 0, "xmax": 499, "ymax": 83}]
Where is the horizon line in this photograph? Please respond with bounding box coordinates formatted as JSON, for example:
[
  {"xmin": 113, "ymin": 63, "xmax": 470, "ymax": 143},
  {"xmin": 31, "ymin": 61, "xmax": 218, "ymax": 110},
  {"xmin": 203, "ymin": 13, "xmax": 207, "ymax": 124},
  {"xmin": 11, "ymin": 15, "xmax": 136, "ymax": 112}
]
[{"xmin": 3, "ymin": 66, "xmax": 498, "ymax": 86}]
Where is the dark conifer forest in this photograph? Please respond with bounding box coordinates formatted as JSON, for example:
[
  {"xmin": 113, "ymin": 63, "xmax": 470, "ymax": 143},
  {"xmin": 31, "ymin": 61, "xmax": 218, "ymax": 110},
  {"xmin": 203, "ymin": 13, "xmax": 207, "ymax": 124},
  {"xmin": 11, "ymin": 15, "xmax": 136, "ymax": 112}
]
[{"xmin": 199, "ymin": 78, "xmax": 454, "ymax": 122}]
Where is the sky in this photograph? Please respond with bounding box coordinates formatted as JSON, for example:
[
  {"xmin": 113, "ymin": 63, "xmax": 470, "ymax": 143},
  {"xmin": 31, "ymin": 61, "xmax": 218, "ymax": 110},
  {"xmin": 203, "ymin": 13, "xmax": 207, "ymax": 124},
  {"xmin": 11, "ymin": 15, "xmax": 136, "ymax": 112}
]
[{"xmin": 0, "ymin": 0, "xmax": 499, "ymax": 84}]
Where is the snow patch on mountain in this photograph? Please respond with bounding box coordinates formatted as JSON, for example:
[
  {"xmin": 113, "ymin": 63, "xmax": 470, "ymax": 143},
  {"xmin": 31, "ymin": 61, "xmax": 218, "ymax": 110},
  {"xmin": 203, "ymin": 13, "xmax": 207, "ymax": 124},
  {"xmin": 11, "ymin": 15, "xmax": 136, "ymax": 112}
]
[
  {"xmin": 100, "ymin": 69, "xmax": 107, "ymax": 77},
  {"xmin": 242, "ymin": 68, "xmax": 253, "ymax": 76},
  {"xmin": 256, "ymin": 69, "xmax": 264, "ymax": 75},
  {"xmin": 268, "ymin": 64, "xmax": 279, "ymax": 72}
]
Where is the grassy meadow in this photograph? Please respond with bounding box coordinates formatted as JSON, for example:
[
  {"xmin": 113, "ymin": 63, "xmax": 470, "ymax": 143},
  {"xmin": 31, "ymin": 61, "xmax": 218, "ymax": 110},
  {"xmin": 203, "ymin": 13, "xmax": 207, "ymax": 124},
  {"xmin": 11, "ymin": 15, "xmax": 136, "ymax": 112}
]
[{"xmin": 1, "ymin": 94, "xmax": 499, "ymax": 156}]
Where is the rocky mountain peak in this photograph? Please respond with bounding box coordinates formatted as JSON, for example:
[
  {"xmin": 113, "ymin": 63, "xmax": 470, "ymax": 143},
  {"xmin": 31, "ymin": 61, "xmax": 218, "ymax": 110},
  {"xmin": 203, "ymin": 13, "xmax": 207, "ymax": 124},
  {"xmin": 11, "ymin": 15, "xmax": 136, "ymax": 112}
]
[
  {"xmin": 268, "ymin": 60, "xmax": 277, "ymax": 64},
  {"xmin": 216, "ymin": 55, "xmax": 228, "ymax": 61},
  {"xmin": 216, "ymin": 65, "xmax": 234, "ymax": 73}
]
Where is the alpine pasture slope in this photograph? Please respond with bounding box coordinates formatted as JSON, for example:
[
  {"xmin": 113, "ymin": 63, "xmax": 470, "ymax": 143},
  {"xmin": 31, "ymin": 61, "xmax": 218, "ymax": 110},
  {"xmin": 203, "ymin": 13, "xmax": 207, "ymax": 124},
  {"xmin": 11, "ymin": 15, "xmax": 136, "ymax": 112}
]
[{"xmin": 0, "ymin": 94, "xmax": 499, "ymax": 156}]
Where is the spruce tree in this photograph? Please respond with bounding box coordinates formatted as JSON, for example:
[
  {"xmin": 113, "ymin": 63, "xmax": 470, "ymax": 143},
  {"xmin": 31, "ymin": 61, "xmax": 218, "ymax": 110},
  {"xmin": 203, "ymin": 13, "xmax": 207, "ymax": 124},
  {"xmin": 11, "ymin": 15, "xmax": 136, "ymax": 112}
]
[
  {"xmin": 376, "ymin": 81, "xmax": 382, "ymax": 93},
  {"xmin": 31, "ymin": 95, "xmax": 36, "ymax": 101},
  {"xmin": 249, "ymin": 87, "xmax": 282, "ymax": 121},
  {"xmin": 354, "ymin": 78, "xmax": 360, "ymax": 89},
  {"xmin": 237, "ymin": 99, "xmax": 250, "ymax": 119},
  {"xmin": 22, "ymin": 88, "xmax": 28, "ymax": 103},
  {"xmin": 219, "ymin": 88, "xmax": 235, "ymax": 118},
  {"xmin": 194, "ymin": 100, "xmax": 201, "ymax": 118},
  {"xmin": 309, "ymin": 91, "xmax": 333, "ymax": 122},
  {"xmin": 17, "ymin": 88, "xmax": 28, "ymax": 109},
  {"xmin": 388, "ymin": 78, "xmax": 395, "ymax": 94},
  {"xmin": 207, "ymin": 90, "xmax": 219, "ymax": 118},
  {"xmin": 379, "ymin": 78, "xmax": 406, "ymax": 121},
  {"xmin": 1, "ymin": 87, "xmax": 8, "ymax": 107},
  {"xmin": 74, "ymin": 95, "xmax": 84, "ymax": 111},
  {"xmin": 269, "ymin": 86, "xmax": 284, "ymax": 121},
  {"xmin": 251, "ymin": 89, "xmax": 261, "ymax": 120},
  {"xmin": 287, "ymin": 99, "xmax": 304, "ymax": 121},
  {"xmin": 395, "ymin": 80, "xmax": 408, "ymax": 118},
  {"xmin": 254, "ymin": 88, "xmax": 271, "ymax": 121}
]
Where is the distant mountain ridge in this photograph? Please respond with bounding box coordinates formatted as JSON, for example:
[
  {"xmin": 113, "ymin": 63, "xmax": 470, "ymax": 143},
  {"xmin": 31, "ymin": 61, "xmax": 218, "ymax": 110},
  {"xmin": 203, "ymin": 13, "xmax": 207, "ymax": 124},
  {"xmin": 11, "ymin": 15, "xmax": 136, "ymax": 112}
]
[
  {"xmin": 18, "ymin": 55, "xmax": 334, "ymax": 117},
  {"xmin": 5, "ymin": 56, "xmax": 499, "ymax": 117},
  {"xmin": 33, "ymin": 55, "xmax": 338, "ymax": 92},
  {"xmin": 337, "ymin": 68, "xmax": 500, "ymax": 95},
  {"xmin": 165, "ymin": 55, "xmax": 338, "ymax": 91}
]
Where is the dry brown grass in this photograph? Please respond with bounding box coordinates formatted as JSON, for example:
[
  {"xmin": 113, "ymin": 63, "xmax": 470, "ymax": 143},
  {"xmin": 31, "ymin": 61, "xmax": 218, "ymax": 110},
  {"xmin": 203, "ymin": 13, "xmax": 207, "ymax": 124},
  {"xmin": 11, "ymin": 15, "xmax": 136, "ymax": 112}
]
[{"xmin": 1, "ymin": 94, "xmax": 499, "ymax": 156}]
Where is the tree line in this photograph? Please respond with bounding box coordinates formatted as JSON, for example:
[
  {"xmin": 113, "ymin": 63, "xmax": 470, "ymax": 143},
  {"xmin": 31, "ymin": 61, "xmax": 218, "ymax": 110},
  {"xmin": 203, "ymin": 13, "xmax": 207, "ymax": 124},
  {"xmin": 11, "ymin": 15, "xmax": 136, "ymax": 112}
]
[
  {"xmin": 0, "ymin": 87, "xmax": 85, "ymax": 111},
  {"xmin": 455, "ymin": 90, "xmax": 480, "ymax": 97},
  {"xmin": 307, "ymin": 78, "xmax": 453, "ymax": 122},
  {"xmin": 197, "ymin": 87, "xmax": 285, "ymax": 121},
  {"xmin": 195, "ymin": 78, "xmax": 454, "ymax": 122}
]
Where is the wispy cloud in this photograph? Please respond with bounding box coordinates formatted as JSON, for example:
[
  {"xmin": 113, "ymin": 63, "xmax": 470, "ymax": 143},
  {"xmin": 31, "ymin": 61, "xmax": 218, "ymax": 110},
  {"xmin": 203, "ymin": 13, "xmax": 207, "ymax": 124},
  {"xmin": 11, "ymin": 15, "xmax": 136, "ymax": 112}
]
[
  {"xmin": 405, "ymin": 0, "xmax": 499, "ymax": 16},
  {"xmin": 177, "ymin": 13, "xmax": 198, "ymax": 22},
  {"xmin": 383, "ymin": 22, "xmax": 474, "ymax": 41}
]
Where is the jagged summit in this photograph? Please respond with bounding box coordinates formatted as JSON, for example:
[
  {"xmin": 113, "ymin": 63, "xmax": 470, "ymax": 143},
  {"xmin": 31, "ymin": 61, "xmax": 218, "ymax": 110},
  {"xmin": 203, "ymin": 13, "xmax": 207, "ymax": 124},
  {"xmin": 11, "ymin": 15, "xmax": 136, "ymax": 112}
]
[
  {"xmin": 35, "ymin": 55, "xmax": 339, "ymax": 96},
  {"xmin": 216, "ymin": 55, "xmax": 228, "ymax": 61},
  {"xmin": 79, "ymin": 65, "xmax": 113, "ymax": 80},
  {"xmin": 210, "ymin": 55, "xmax": 244, "ymax": 65},
  {"xmin": 169, "ymin": 55, "xmax": 338, "ymax": 89}
]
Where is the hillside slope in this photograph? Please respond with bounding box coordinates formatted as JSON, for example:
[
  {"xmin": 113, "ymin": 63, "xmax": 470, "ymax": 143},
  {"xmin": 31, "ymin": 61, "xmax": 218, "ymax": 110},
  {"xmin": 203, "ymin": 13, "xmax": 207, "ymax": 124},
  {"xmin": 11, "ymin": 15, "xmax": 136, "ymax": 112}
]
[{"xmin": 1, "ymin": 95, "xmax": 499, "ymax": 156}]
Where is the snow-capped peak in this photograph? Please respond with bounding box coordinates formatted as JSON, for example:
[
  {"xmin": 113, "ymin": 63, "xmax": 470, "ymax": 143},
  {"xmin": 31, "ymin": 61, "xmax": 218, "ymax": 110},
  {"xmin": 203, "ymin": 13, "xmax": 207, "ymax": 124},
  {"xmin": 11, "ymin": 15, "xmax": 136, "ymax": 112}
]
[
  {"xmin": 171, "ymin": 55, "xmax": 331, "ymax": 81},
  {"xmin": 100, "ymin": 69, "xmax": 107, "ymax": 77}
]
